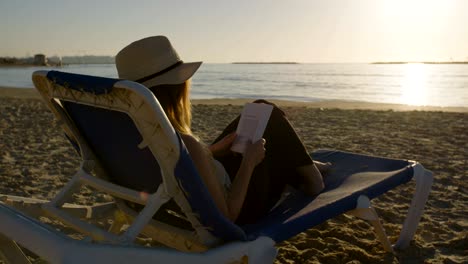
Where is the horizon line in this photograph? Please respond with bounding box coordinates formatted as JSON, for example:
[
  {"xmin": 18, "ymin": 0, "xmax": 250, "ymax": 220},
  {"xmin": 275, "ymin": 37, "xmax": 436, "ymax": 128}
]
[{"xmin": 2, "ymin": 55, "xmax": 468, "ymax": 65}]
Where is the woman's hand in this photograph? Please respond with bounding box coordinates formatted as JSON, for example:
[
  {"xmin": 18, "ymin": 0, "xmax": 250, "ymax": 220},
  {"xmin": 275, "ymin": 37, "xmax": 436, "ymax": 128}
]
[
  {"xmin": 242, "ymin": 138, "xmax": 266, "ymax": 169},
  {"xmin": 209, "ymin": 132, "xmax": 237, "ymax": 157}
]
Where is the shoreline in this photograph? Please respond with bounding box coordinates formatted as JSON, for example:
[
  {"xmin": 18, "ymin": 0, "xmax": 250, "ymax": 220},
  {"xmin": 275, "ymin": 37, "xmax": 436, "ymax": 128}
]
[
  {"xmin": 193, "ymin": 98, "xmax": 468, "ymax": 113},
  {"xmin": 2, "ymin": 86, "xmax": 467, "ymax": 113}
]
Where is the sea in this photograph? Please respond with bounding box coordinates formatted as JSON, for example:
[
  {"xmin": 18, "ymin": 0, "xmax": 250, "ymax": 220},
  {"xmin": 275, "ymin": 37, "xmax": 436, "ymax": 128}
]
[{"xmin": 0, "ymin": 63, "xmax": 467, "ymax": 108}]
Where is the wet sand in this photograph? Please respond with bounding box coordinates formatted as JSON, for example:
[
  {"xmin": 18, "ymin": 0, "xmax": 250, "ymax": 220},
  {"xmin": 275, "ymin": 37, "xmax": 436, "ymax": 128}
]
[{"xmin": 0, "ymin": 87, "xmax": 467, "ymax": 263}]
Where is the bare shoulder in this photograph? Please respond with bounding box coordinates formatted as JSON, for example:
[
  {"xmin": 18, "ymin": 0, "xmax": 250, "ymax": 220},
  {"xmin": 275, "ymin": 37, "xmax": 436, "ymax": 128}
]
[
  {"xmin": 180, "ymin": 134, "xmax": 204, "ymax": 155},
  {"xmin": 180, "ymin": 134, "xmax": 199, "ymax": 148}
]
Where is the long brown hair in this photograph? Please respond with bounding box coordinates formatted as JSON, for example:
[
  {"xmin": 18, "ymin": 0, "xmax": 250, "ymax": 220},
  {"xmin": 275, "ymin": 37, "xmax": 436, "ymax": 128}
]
[{"xmin": 149, "ymin": 81, "xmax": 192, "ymax": 135}]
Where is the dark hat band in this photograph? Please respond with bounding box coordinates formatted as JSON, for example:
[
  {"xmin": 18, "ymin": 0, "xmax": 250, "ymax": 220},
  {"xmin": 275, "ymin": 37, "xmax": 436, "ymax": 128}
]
[{"xmin": 135, "ymin": 60, "xmax": 184, "ymax": 83}]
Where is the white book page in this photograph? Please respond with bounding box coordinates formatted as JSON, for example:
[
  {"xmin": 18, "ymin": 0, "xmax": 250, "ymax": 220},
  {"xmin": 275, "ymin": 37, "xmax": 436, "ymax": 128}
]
[{"xmin": 231, "ymin": 103, "xmax": 273, "ymax": 153}]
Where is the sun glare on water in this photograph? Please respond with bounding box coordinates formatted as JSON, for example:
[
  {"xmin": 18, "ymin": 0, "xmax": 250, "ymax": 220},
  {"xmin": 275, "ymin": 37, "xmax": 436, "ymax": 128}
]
[{"xmin": 400, "ymin": 63, "xmax": 430, "ymax": 106}]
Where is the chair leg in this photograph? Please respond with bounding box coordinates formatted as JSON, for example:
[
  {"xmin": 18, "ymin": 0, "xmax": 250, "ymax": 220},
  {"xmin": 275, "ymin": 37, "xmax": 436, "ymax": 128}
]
[
  {"xmin": 0, "ymin": 233, "xmax": 32, "ymax": 264},
  {"xmin": 394, "ymin": 165, "xmax": 433, "ymax": 249},
  {"xmin": 367, "ymin": 211, "xmax": 393, "ymax": 252},
  {"xmin": 347, "ymin": 195, "xmax": 393, "ymax": 252}
]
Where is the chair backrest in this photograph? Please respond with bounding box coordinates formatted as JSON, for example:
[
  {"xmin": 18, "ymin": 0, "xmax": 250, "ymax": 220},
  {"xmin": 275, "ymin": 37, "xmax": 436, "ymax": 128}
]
[
  {"xmin": 62, "ymin": 101, "xmax": 162, "ymax": 193},
  {"xmin": 33, "ymin": 70, "xmax": 246, "ymax": 242}
]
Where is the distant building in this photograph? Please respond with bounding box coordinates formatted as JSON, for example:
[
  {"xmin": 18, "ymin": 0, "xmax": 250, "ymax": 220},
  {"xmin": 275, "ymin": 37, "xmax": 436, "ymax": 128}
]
[
  {"xmin": 48, "ymin": 56, "xmax": 63, "ymax": 67},
  {"xmin": 34, "ymin": 54, "xmax": 47, "ymax": 66}
]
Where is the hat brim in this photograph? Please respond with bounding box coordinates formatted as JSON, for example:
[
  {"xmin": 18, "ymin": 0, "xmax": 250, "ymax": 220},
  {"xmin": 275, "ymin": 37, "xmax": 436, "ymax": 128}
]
[{"xmin": 140, "ymin": 61, "xmax": 202, "ymax": 88}]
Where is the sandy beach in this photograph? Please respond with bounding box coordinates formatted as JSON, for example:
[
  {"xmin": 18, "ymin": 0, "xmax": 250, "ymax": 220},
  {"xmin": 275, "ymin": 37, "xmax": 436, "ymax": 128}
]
[{"xmin": 0, "ymin": 87, "xmax": 466, "ymax": 263}]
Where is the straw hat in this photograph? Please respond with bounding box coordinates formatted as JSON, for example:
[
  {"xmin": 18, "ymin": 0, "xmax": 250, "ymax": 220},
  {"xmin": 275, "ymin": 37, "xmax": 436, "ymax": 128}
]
[{"xmin": 115, "ymin": 36, "xmax": 202, "ymax": 87}]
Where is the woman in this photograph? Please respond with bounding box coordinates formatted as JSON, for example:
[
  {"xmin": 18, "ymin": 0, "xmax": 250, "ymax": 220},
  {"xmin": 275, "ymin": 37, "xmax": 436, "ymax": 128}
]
[{"xmin": 116, "ymin": 36, "xmax": 327, "ymax": 224}]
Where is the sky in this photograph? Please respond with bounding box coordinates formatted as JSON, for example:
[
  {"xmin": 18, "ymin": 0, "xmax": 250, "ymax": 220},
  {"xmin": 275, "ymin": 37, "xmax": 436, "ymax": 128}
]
[{"xmin": 1, "ymin": 0, "xmax": 467, "ymax": 63}]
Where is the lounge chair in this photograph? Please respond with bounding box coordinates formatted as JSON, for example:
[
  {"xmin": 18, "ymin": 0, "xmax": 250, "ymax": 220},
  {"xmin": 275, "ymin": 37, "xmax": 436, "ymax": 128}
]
[{"xmin": 0, "ymin": 70, "xmax": 433, "ymax": 263}]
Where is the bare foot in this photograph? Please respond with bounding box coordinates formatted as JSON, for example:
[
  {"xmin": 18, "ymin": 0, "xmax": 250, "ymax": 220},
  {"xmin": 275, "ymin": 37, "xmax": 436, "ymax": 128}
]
[{"xmin": 313, "ymin": 160, "xmax": 332, "ymax": 173}]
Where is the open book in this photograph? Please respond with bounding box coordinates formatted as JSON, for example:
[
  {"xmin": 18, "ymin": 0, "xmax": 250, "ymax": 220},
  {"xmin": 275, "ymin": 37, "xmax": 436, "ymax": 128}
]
[{"xmin": 231, "ymin": 103, "xmax": 274, "ymax": 153}]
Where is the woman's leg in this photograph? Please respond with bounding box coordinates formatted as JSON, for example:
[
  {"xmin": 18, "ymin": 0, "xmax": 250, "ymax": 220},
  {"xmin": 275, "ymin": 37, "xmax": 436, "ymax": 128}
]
[
  {"xmin": 213, "ymin": 100, "xmax": 324, "ymax": 224},
  {"xmin": 297, "ymin": 164, "xmax": 325, "ymax": 196},
  {"xmin": 259, "ymin": 105, "xmax": 325, "ymax": 197}
]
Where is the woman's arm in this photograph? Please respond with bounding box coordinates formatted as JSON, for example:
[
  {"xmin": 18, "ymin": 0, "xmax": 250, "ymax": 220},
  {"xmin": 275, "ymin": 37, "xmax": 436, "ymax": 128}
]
[
  {"xmin": 208, "ymin": 132, "xmax": 237, "ymax": 158},
  {"xmin": 224, "ymin": 138, "xmax": 265, "ymax": 220},
  {"xmin": 181, "ymin": 134, "xmax": 264, "ymax": 221}
]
